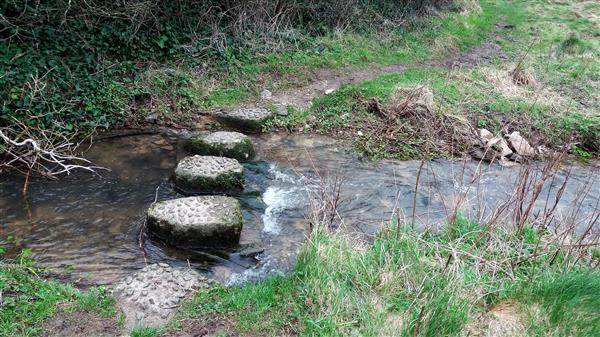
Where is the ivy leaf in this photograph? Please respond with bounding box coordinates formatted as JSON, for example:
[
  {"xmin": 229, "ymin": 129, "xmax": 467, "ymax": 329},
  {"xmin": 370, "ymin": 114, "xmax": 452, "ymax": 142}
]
[{"xmin": 156, "ymin": 35, "xmax": 168, "ymax": 49}]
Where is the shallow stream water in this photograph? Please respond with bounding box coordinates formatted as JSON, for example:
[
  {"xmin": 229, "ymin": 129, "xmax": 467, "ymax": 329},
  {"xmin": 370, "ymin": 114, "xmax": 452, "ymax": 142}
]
[{"xmin": 1, "ymin": 133, "xmax": 599, "ymax": 286}]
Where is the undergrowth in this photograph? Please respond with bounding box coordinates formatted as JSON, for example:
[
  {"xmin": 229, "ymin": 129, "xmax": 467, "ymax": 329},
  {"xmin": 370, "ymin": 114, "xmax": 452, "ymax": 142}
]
[{"xmin": 1, "ymin": 0, "xmax": 491, "ymax": 138}]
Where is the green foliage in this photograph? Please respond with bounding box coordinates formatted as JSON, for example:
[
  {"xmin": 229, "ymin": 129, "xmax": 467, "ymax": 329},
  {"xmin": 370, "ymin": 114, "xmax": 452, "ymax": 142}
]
[
  {"xmin": 130, "ymin": 326, "xmax": 161, "ymax": 337},
  {"xmin": 0, "ymin": 0, "xmax": 464, "ymax": 138},
  {"xmin": 559, "ymin": 34, "xmax": 594, "ymax": 56},
  {"xmin": 182, "ymin": 277, "xmax": 297, "ymax": 334}
]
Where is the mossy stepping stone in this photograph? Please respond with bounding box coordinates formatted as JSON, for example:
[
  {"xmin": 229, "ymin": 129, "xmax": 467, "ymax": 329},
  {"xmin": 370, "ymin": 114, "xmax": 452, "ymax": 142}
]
[
  {"xmin": 147, "ymin": 196, "xmax": 243, "ymax": 247},
  {"xmin": 215, "ymin": 107, "xmax": 274, "ymax": 132},
  {"xmin": 185, "ymin": 131, "xmax": 255, "ymax": 162},
  {"xmin": 174, "ymin": 155, "xmax": 244, "ymax": 193}
]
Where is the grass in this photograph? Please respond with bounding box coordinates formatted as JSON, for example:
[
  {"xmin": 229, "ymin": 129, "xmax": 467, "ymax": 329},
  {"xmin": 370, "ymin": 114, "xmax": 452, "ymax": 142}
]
[
  {"xmin": 0, "ymin": 248, "xmax": 119, "ymax": 337},
  {"xmin": 512, "ymin": 270, "xmax": 600, "ymax": 337},
  {"xmin": 271, "ymin": 0, "xmax": 600, "ymax": 160},
  {"xmin": 160, "ymin": 215, "xmax": 599, "ymax": 337}
]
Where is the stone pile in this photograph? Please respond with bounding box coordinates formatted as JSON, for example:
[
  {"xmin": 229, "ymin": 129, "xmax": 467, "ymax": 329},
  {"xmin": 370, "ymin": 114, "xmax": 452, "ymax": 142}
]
[{"xmin": 471, "ymin": 128, "xmax": 537, "ymax": 164}]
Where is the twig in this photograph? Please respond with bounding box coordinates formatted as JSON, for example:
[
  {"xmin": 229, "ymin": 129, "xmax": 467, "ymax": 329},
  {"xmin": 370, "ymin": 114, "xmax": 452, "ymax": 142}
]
[{"xmin": 412, "ymin": 160, "xmax": 425, "ymax": 227}]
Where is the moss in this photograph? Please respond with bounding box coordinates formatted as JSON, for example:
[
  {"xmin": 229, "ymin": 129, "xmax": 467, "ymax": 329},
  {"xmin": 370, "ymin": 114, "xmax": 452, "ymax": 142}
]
[
  {"xmin": 216, "ymin": 115, "xmax": 273, "ymax": 133},
  {"xmin": 184, "ymin": 137, "xmax": 256, "ymax": 162},
  {"xmin": 174, "ymin": 171, "xmax": 245, "ymax": 195}
]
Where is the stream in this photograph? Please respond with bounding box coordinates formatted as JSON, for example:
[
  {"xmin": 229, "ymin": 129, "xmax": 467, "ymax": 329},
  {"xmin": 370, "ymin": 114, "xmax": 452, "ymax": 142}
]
[{"xmin": 1, "ymin": 133, "xmax": 599, "ymax": 286}]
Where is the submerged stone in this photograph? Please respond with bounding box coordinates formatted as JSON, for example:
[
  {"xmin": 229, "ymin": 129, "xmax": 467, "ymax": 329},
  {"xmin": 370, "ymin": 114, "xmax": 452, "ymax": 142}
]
[
  {"xmin": 174, "ymin": 155, "xmax": 244, "ymax": 193},
  {"xmin": 147, "ymin": 196, "xmax": 243, "ymax": 247},
  {"xmin": 184, "ymin": 131, "xmax": 255, "ymax": 162},
  {"xmin": 215, "ymin": 107, "xmax": 274, "ymax": 132},
  {"xmin": 115, "ymin": 263, "xmax": 212, "ymax": 328}
]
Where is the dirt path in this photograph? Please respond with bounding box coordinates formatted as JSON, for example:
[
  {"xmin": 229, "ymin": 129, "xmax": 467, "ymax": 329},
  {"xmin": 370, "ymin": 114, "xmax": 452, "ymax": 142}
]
[{"xmin": 270, "ymin": 24, "xmax": 510, "ymax": 110}]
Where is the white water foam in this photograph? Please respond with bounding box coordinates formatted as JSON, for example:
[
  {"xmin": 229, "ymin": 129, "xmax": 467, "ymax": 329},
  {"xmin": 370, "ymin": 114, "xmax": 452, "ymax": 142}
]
[
  {"xmin": 226, "ymin": 255, "xmax": 285, "ymax": 286},
  {"xmin": 261, "ymin": 165, "xmax": 305, "ymax": 234}
]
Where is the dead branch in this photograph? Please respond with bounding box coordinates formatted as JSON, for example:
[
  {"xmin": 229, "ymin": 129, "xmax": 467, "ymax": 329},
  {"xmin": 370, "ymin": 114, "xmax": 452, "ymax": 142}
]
[{"xmin": 0, "ymin": 126, "xmax": 107, "ymax": 180}]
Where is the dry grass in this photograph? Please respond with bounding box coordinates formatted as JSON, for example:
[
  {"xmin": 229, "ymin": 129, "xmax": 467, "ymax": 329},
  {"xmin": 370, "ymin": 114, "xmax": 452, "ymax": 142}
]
[
  {"xmin": 462, "ymin": 302, "xmax": 527, "ymax": 337},
  {"xmin": 359, "ymin": 85, "xmax": 472, "ymax": 159},
  {"xmin": 432, "ymin": 33, "xmax": 461, "ymax": 56},
  {"xmin": 453, "ymin": 0, "xmax": 482, "ymax": 15},
  {"xmin": 479, "ymin": 66, "xmax": 570, "ymax": 108},
  {"xmin": 556, "ymin": 0, "xmax": 600, "ymax": 29}
]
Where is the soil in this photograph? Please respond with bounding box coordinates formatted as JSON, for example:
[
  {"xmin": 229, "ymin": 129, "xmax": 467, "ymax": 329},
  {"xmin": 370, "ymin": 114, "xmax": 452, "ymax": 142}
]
[
  {"xmin": 42, "ymin": 311, "xmax": 121, "ymax": 337},
  {"xmin": 159, "ymin": 317, "xmax": 243, "ymax": 337},
  {"xmin": 159, "ymin": 316, "xmax": 296, "ymax": 337}
]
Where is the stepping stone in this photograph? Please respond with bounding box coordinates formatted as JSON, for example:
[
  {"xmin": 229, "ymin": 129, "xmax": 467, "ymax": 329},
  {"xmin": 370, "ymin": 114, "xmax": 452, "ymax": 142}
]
[
  {"xmin": 174, "ymin": 155, "xmax": 244, "ymax": 193},
  {"xmin": 185, "ymin": 131, "xmax": 255, "ymax": 162},
  {"xmin": 215, "ymin": 107, "xmax": 274, "ymax": 132},
  {"xmin": 115, "ymin": 263, "xmax": 213, "ymax": 328},
  {"xmin": 147, "ymin": 196, "xmax": 243, "ymax": 247}
]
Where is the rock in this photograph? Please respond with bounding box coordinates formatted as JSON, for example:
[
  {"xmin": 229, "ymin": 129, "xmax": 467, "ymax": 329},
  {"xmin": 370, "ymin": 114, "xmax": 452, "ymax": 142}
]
[
  {"xmin": 275, "ymin": 104, "xmax": 289, "ymax": 116},
  {"xmin": 145, "ymin": 113, "xmax": 159, "ymax": 123},
  {"xmin": 488, "ymin": 136, "xmax": 513, "ymax": 157},
  {"xmin": 505, "ymin": 131, "xmax": 535, "ymax": 157},
  {"xmin": 147, "ymin": 196, "xmax": 243, "ymax": 247},
  {"xmin": 235, "ymin": 242, "xmax": 265, "ymax": 258},
  {"xmin": 325, "ymin": 88, "xmax": 335, "ymax": 95},
  {"xmin": 215, "ymin": 107, "xmax": 274, "ymax": 132},
  {"xmin": 261, "ymin": 89, "xmax": 272, "ymax": 100},
  {"xmin": 471, "ymin": 129, "xmax": 510, "ymax": 162},
  {"xmin": 174, "ymin": 155, "xmax": 244, "ymax": 193},
  {"xmin": 184, "ymin": 131, "xmax": 255, "ymax": 162},
  {"xmin": 479, "ymin": 128, "xmax": 494, "ymax": 140},
  {"xmin": 115, "ymin": 263, "xmax": 212, "ymax": 328},
  {"xmin": 472, "ymin": 128, "xmax": 513, "ymax": 162},
  {"xmin": 470, "ymin": 145, "xmax": 502, "ymax": 162}
]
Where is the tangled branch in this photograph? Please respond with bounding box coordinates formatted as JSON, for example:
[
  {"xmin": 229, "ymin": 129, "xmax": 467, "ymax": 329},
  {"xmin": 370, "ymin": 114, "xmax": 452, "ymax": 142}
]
[{"xmin": 0, "ymin": 124, "xmax": 107, "ymax": 181}]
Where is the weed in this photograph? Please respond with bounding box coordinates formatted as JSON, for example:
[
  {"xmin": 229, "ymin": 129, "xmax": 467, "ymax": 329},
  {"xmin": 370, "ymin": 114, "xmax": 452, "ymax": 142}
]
[{"xmin": 131, "ymin": 325, "xmax": 161, "ymax": 337}]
